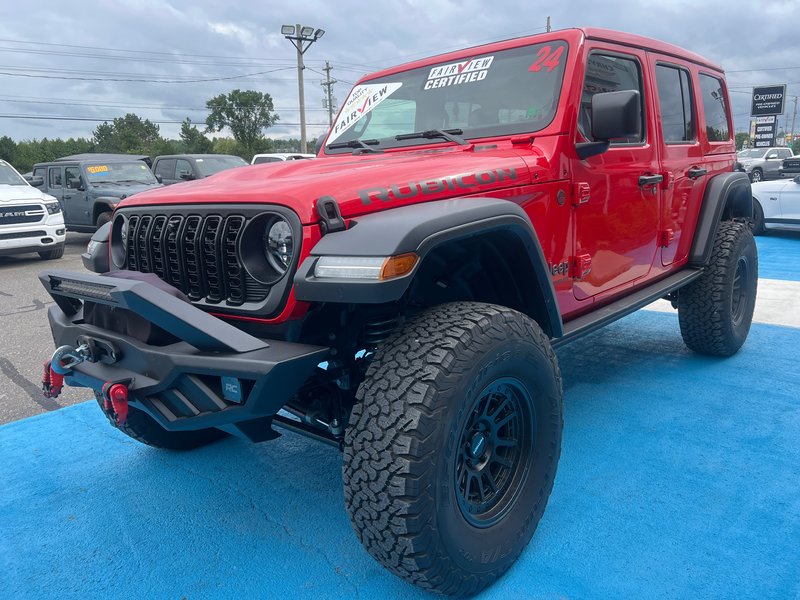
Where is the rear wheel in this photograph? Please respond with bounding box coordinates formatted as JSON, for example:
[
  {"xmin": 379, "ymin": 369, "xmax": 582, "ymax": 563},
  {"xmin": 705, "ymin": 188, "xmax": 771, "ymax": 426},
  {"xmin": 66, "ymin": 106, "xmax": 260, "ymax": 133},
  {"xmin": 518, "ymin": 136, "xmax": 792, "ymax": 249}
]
[
  {"xmin": 343, "ymin": 302, "xmax": 563, "ymax": 596},
  {"xmin": 38, "ymin": 244, "xmax": 65, "ymax": 260},
  {"xmin": 678, "ymin": 221, "xmax": 758, "ymax": 356},
  {"xmin": 95, "ymin": 393, "xmax": 227, "ymax": 450}
]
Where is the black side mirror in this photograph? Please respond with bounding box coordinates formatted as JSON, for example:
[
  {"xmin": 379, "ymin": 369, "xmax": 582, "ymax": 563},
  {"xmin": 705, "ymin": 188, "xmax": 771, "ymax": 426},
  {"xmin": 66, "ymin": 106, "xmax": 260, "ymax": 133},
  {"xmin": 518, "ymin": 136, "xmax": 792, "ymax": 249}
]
[
  {"xmin": 794, "ymin": 176, "xmax": 800, "ymax": 184},
  {"xmin": 155, "ymin": 174, "xmax": 163, "ymax": 183},
  {"xmin": 576, "ymin": 90, "xmax": 641, "ymax": 160},
  {"xmin": 178, "ymin": 171, "xmax": 193, "ymax": 181},
  {"xmin": 28, "ymin": 175, "xmax": 44, "ymax": 188},
  {"xmin": 315, "ymin": 134, "xmax": 327, "ymax": 155}
]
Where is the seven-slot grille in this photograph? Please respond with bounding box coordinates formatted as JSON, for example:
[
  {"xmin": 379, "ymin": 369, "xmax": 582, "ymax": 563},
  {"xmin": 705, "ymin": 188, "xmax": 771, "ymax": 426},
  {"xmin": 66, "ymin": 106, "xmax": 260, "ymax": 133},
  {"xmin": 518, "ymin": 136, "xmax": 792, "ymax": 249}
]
[
  {"xmin": 0, "ymin": 204, "xmax": 45, "ymax": 225},
  {"xmin": 124, "ymin": 213, "xmax": 268, "ymax": 306}
]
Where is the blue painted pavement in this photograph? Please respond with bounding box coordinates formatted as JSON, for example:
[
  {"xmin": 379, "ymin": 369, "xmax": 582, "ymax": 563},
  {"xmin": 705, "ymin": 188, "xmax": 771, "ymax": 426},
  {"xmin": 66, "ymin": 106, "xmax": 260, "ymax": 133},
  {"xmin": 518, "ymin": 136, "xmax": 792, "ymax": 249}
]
[
  {"xmin": 2, "ymin": 309, "xmax": 799, "ymax": 599},
  {"xmin": 755, "ymin": 230, "xmax": 800, "ymax": 281}
]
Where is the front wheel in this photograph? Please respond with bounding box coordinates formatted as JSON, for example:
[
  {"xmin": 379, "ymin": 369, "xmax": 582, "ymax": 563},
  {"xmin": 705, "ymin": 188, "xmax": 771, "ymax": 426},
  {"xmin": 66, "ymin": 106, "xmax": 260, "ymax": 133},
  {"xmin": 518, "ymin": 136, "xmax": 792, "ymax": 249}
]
[
  {"xmin": 39, "ymin": 244, "xmax": 65, "ymax": 260},
  {"xmin": 749, "ymin": 168, "xmax": 763, "ymax": 183},
  {"xmin": 751, "ymin": 199, "xmax": 766, "ymax": 235},
  {"xmin": 343, "ymin": 302, "xmax": 563, "ymax": 596},
  {"xmin": 678, "ymin": 221, "xmax": 758, "ymax": 356}
]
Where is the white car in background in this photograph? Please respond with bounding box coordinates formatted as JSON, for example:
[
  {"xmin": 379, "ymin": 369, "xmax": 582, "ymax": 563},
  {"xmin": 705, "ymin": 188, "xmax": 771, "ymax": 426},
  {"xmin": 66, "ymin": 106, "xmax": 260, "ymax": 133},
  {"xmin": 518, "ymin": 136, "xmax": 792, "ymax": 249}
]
[
  {"xmin": 751, "ymin": 175, "xmax": 800, "ymax": 235},
  {"xmin": 0, "ymin": 159, "xmax": 66, "ymax": 259},
  {"xmin": 251, "ymin": 153, "xmax": 316, "ymax": 164}
]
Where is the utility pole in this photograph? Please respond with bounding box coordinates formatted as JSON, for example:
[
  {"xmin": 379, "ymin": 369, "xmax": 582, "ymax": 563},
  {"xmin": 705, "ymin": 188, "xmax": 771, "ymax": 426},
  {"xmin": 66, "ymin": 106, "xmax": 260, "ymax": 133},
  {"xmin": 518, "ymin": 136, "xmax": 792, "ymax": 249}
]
[
  {"xmin": 546, "ymin": 16, "xmax": 551, "ymax": 32},
  {"xmin": 281, "ymin": 24, "xmax": 325, "ymax": 153},
  {"xmin": 791, "ymin": 95, "xmax": 798, "ymax": 149},
  {"xmin": 321, "ymin": 61, "xmax": 337, "ymax": 129}
]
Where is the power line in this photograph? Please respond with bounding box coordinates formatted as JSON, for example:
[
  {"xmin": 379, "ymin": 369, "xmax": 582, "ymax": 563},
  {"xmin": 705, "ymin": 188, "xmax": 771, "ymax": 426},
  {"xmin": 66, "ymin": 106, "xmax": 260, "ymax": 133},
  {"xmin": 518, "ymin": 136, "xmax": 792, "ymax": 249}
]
[
  {"xmin": 0, "ymin": 113, "xmax": 322, "ymax": 126},
  {"xmin": 0, "ymin": 66, "xmax": 296, "ymax": 83},
  {"xmin": 0, "ymin": 96, "xmax": 330, "ymax": 112}
]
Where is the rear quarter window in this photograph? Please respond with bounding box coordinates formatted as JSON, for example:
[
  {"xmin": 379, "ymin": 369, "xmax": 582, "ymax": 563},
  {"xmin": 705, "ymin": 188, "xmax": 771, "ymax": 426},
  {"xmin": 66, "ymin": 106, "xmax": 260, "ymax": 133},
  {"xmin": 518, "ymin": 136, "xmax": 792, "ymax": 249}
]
[{"xmin": 698, "ymin": 74, "xmax": 731, "ymax": 142}]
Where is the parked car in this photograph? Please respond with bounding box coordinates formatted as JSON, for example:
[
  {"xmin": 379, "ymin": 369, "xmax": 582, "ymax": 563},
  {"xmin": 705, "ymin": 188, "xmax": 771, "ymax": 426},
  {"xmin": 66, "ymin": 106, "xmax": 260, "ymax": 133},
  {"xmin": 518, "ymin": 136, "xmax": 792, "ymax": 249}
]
[
  {"xmin": 251, "ymin": 152, "xmax": 315, "ymax": 164},
  {"xmin": 750, "ymin": 175, "xmax": 800, "ymax": 234},
  {"xmin": 737, "ymin": 147, "xmax": 794, "ymax": 182},
  {"xmin": 41, "ymin": 27, "xmax": 754, "ymax": 596},
  {"xmin": 30, "ymin": 157, "xmax": 161, "ymax": 232},
  {"xmin": 152, "ymin": 154, "xmax": 248, "ymax": 185},
  {"xmin": 0, "ymin": 159, "xmax": 65, "ymax": 260},
  {"xmin": 779, "ymin": 154, "xmax": 800, "ymax": 178}
]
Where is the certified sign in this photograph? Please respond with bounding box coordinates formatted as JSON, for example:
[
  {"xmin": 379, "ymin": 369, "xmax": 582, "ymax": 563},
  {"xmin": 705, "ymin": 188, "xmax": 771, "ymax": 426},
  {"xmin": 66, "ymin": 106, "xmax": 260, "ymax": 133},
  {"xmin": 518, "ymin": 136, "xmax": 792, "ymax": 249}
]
[
  {"xmin": 751, "ymin": 115, "xmax": 777, "ymax": 147},
  {"xmin": 750, "ymin": 84, "xmax": 786, "ymax": 117}
]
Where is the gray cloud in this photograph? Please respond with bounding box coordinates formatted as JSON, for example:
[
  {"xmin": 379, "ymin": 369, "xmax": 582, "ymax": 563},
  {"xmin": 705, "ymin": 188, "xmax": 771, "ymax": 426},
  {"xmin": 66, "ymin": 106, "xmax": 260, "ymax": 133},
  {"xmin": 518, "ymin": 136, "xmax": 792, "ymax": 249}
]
[{"xmin": 0, "ymin": 0, "xmax": 798, "ymax": 141}]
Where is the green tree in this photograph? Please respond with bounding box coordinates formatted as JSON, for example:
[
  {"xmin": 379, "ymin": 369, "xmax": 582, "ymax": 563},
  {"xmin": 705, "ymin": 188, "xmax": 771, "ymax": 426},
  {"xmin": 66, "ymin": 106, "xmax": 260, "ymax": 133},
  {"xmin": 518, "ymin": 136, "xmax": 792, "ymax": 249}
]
[
  {"xmin": 93, "ymin": 113, "xmax": 162, "ymax": 155},
  {"xmin": 734, "ymin": 132, "xmax": 750, "ymax": 150},
  {"xmin": 212, "ymin": 137, "xmax": 243, "ymax": 157},
  {"xmin": 180, "ymin": 118, "xmax": 213, "ymax": 153},
  {"xmin": 205, "ymin": 90, "xmax": 279, "ymax": 157},
  {"xmin": 0, "ymin": 136, "xmax": 16, "ymax": 163}
]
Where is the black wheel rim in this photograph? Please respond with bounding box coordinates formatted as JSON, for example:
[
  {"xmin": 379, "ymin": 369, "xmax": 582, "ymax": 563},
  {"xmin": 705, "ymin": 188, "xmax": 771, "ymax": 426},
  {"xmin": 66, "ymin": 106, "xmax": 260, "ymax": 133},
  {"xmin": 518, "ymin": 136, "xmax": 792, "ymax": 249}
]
[
  {"xmin": 731, "ymin": 256, "xmax": 751, "ymax": 325},
  {"xmin": 455, "ymin": 377, "xmax": 534, "ymax": 528}
]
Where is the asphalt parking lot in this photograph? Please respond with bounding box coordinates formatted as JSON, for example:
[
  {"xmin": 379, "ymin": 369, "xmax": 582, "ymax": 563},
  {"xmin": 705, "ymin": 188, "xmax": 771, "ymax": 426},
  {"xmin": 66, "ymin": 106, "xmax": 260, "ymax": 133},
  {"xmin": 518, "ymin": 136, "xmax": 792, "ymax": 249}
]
[
  {"xmin": 1, "ymin": 232, "xmax": 799, "ymax": 598},
  {"xmin": 0, "ymin": 233, "xmax": 91, "ymax": 424}
]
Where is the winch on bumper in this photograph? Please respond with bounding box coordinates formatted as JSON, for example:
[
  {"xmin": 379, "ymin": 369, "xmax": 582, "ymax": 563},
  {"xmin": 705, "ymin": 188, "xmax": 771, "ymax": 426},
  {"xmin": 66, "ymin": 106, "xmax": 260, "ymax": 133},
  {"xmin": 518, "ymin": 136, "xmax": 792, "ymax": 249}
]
[{"xmin": 40, "ymin": 270, "xmax": 328, "ymax": 441}]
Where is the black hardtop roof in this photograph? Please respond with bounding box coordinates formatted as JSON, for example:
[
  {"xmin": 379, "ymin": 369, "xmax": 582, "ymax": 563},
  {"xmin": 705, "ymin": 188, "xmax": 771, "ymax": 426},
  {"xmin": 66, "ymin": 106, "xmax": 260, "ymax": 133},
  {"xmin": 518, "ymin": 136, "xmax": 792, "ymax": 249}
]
[
  {"xmin": 153, "ymin": 154, "xmax": 245, "ymax": 160},
  {"xmin": 54, "ymin": 153, "xmax": 150, "ymax": 162}
]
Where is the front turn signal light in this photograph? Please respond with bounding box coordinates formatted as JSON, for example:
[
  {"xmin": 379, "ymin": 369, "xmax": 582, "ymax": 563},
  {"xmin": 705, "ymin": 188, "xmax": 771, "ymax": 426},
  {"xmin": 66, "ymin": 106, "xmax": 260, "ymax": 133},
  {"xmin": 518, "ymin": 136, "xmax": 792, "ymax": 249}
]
[{"xmin": 379, "ymin": 252, "xmax": 418, "ymax": 280}]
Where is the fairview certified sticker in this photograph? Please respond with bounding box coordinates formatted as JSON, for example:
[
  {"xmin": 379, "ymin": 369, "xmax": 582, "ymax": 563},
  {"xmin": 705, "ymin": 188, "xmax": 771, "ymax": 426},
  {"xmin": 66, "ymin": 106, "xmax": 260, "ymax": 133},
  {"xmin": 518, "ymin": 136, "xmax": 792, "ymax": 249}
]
[
  {"xmin": 424, "ymin": 56, "xmax": 494, "ymax": 90},
  {"xmin": 328, "ymin": 82, "xmax": 403, "ymax": 143}
]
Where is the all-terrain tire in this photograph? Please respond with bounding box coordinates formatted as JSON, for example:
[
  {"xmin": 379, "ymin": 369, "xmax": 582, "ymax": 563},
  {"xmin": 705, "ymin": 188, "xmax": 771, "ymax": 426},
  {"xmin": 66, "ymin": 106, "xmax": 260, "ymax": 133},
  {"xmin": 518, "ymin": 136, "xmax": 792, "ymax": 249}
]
[
  {"xmin": 96, "ymin": 211, "xmax": 112, "ymax": 228},
  {"xmin": 750, "ymin": 198, "xmax": 766, "ymax": 235},
  {"xmin": 343, "ymin": 302, "xmax": 563, "ymax": 596},
  {"xmin": 38, "ymin": 244, "xmax": 65, "ymax": 260},
  {"xmin": 95, "ymin": 393, "xmax": 227, "ymax": 450},
  {"xmin": 678, "ymin": 221, "xmax": 758, "ymax": 356}
]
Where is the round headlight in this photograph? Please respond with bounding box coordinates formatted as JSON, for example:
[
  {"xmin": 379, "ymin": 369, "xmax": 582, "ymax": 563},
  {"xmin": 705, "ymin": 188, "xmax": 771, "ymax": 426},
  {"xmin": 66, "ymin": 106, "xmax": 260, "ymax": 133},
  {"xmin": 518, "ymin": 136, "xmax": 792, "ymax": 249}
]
[{"xmin": 265, "ymin": 218, "xmax": 293, "ymax": 272}]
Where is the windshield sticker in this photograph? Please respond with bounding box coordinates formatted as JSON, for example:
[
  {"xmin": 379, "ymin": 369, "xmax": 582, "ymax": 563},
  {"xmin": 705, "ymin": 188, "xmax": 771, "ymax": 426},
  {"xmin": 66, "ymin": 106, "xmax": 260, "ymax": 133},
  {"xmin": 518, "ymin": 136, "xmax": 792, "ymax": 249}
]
[
  {"xmin": 86, "ymin": 165, "xmax": 109, "ymax": 175},
  {"xmin": 528, "ymin": 45, "xmax": 564, "ymax": 73},
  {"xmin": 328, "ymin": 82, "xmax": 403, "ymax": 143},
  {"xmin": 424, "ymin": 56, "xmax": 494, "ymax": 90}
]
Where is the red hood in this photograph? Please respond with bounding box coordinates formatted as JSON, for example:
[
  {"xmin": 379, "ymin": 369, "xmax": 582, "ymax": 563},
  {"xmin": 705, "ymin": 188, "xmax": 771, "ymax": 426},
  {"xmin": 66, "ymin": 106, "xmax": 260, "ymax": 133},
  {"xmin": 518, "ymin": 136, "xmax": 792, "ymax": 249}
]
[{"xmin": 122, "ymin": 143, "xmax": 556, "ymax": 224}]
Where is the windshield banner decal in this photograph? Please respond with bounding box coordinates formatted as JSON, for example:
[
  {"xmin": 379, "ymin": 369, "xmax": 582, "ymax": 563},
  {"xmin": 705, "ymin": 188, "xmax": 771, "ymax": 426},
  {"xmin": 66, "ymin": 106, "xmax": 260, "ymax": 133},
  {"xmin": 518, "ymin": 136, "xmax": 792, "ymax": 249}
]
[
  {"xmin": 329, "ymin": 82, "xmax": 403, "ymax": 143},
  {"xmin": 424, "ymin": 56, "xmax": 494, "ymax": 90}
]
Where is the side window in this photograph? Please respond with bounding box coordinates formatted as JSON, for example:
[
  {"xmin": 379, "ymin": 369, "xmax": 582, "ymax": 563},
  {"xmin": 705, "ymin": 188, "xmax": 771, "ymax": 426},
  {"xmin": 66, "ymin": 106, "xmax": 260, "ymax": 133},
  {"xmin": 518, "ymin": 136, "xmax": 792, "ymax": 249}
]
[
  {"xmin": 33, "ymin": 167, "xmax": 45, "ymax": 178},
  {"xmin": 48, "ymin": 167, "xmax": 62, "ymax": 188},
  {"xmin": 655, "ymin": 64, "xmax": 695, "ymax": 143},
  {"xmin": 154, "ymin": 158, "xmax": 176, "ymax": 180},
  {"xmin": 579, "ymin": 53, "xmax": 644, "ymax": 144},
  {"xmin": 698, "ymin": 74, "xmax": 730, "ymax": 142},
  {"xmin": 778, "ymin": 149, "xmax": 792, "ymax": 159},
  {"xmin": 175, "ymin": 159, "xmax": 192, "ymax": 179},
  {"xmin": 64, "ymin": 166, "xmax": 81, "ymax": 189},
  {"xmin": 253, "ymin": 157, "xmax": 280, "ymax": 164}
]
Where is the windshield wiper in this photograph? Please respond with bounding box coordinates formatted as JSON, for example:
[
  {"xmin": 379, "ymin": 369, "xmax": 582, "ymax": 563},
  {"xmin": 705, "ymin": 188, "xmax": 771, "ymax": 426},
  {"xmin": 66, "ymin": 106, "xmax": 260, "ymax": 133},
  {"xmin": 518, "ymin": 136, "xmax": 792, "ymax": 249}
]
[
  {"xmin": 327, "ymin": 138, "xmax": 383, "ymax": 153},
  {"xmin": 395, "ymin": 128, "xmax": 469, "ymax": 146}
]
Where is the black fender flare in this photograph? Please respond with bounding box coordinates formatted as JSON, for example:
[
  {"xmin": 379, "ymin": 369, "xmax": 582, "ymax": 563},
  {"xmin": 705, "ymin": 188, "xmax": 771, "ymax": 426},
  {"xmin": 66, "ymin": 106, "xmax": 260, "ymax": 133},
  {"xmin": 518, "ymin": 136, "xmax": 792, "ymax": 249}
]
[
  {"xmin": 92, "ymin": 197, "xmax": 119, "ymax": 220},
  {"xmin": 294, "ymin": 198, "xmax": 563, "ymax": 337},
  {"xmin": 688, "ymin": 172, "xmax": 752, "ymax": 267}
]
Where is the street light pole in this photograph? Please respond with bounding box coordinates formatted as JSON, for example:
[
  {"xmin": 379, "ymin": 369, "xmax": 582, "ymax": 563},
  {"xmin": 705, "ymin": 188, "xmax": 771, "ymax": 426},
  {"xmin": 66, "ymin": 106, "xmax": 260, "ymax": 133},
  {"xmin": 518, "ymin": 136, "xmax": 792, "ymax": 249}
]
[{"xmin": 281, "ymin": 24, "xmax": 325, "ymax": 153}]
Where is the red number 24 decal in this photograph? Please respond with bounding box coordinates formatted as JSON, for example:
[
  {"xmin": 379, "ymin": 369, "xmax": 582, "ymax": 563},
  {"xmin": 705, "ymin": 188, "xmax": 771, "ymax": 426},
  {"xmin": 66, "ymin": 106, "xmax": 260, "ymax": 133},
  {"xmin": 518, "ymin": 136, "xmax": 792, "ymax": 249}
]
[{"xmin": 528, "ymin": 45, "xmax": 564, "ymax": 73}]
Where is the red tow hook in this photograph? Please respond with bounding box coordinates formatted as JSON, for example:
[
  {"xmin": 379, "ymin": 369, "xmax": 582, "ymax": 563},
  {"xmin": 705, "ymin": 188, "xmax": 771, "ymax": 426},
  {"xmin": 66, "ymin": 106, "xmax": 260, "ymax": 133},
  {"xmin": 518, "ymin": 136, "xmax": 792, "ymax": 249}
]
[
  {"xmin": 41, "ymin": 361, "xmax": 65, "ymax": 399},
  {"xmin": 101, "ymin": 382, "xmax": 129, "ymax": 426}
]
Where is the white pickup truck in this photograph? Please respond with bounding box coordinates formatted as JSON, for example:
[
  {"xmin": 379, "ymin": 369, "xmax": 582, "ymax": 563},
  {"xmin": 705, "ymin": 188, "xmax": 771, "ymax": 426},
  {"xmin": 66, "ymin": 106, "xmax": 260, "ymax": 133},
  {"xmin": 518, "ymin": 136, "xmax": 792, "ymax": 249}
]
[{"xmin": 0, "ymin": 159, "xmax": 66, "ymax": 259}]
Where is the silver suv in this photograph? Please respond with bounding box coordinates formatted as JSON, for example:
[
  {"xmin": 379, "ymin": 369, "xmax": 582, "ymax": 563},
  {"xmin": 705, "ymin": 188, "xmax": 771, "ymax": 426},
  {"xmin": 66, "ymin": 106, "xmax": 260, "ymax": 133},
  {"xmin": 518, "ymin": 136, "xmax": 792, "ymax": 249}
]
[{"xmin": 737, "ymin": 147, "xmax": 794, "ymax": 182}]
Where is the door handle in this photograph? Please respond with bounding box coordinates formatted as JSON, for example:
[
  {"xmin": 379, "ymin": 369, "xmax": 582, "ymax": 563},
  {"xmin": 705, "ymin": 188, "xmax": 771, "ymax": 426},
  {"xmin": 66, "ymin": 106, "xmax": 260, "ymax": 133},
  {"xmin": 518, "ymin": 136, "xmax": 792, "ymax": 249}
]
[
  {"xmin": 638, "ymin": 174, "xmax": 664, "ymax": 187},
  {"xmin": 687, "ymin": 167, "xmax": 707, "ymax": 179},
  {"xmin": 64, "ymin": 194, "xmax": 73, "ymax": 199}
]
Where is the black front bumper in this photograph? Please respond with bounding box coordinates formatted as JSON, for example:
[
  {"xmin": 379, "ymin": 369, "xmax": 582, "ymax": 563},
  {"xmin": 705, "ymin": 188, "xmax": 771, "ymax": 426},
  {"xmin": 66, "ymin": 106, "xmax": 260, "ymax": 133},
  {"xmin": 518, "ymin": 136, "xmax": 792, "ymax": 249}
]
[{"xmin": 41, "ymin": 270, "xmax": 328, "ymax": 436}]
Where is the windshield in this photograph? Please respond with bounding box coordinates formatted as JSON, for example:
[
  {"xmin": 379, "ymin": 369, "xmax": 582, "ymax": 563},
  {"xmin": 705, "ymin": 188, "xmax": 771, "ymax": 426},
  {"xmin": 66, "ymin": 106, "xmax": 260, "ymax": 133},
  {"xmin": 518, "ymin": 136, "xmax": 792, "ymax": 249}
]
[
  {"xmin": 83, "ymin": 161, "xmax": 157, "ymax": 184},
  {"xmin": 194, "ymin": 155, "xmax": 248, "ymax": 176},
  {"xmin": 326, "ymin": 40, "xmax": 568, "ymax": 152},
  {"xmin": 0, "ymin": 161, "xmax": 27, "ymax": 185},
  {"xmin": 740, "ymin": 149, "xmax": 765, "ymax": 158}
]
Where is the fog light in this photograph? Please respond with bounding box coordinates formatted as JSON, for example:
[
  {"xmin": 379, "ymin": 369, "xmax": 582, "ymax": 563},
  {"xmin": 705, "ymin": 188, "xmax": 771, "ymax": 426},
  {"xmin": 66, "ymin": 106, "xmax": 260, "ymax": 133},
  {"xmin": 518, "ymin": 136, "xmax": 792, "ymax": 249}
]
[{"xmin": 56, "ymin": 228, "xmax": 66, "ymax": 235}]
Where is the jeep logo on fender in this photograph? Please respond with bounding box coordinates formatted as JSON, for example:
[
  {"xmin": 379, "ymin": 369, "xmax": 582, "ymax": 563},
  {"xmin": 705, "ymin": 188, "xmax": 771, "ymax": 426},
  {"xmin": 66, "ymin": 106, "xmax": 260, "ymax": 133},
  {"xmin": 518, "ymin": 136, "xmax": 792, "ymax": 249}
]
[{"xmin": 358, "ymin": 168, "xmax": 517, "ymax": 205}]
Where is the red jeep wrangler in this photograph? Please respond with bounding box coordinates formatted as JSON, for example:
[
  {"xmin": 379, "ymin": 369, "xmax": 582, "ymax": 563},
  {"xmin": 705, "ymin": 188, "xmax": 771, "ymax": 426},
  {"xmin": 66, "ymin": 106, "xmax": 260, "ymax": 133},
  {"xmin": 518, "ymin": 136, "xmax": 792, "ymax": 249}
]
[{"xmin": 41, "ymin": 28, "xmax": 755, "ymax": 595}]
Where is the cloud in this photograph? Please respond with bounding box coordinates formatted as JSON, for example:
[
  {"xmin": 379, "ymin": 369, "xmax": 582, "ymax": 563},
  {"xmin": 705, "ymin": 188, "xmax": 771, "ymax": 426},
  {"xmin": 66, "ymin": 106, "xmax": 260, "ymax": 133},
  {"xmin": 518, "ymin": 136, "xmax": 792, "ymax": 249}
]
[{"xmin": 0, "ymin": 0, "xmax": 797, "ymax": 142}]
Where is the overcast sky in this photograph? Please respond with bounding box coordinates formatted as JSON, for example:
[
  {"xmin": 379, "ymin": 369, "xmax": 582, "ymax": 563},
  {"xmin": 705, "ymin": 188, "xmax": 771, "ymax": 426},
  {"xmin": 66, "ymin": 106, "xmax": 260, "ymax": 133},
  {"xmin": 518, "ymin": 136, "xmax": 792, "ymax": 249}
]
[{"xmin": 0, "ymin": 0, "xmax": 798, "ymax": 142}]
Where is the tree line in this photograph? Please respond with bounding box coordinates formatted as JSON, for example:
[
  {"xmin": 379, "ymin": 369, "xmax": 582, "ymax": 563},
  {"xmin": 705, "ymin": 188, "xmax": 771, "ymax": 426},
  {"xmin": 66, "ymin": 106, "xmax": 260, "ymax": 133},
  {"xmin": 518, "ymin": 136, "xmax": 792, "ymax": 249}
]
[{"xmin": 0, "ymin": 89, "xmax": 318, "ymax": 172}]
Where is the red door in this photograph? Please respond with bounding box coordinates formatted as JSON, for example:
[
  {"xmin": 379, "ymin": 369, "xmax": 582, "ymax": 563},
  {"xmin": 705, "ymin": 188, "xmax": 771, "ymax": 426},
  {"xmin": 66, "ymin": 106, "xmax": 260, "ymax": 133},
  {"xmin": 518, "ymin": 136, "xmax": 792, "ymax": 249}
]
[
  {"xmin": 570, "ymin": 46, "xmax": 660, "ymax": 300},
  {"xmin": 649, "ymin": 56, "xmax": 705, "ymax": 266}
]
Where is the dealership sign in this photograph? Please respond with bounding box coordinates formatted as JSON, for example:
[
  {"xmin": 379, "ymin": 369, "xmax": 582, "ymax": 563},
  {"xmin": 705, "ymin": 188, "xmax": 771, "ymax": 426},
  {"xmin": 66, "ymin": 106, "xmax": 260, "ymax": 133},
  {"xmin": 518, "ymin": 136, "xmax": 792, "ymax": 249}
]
[
  {"xmin": 752, "ymin": 115, "xmax": 777, "ymax": 148},
  {"xmin": 750, "ymin": 84, "xmax": 787, "ymax": 117}
]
